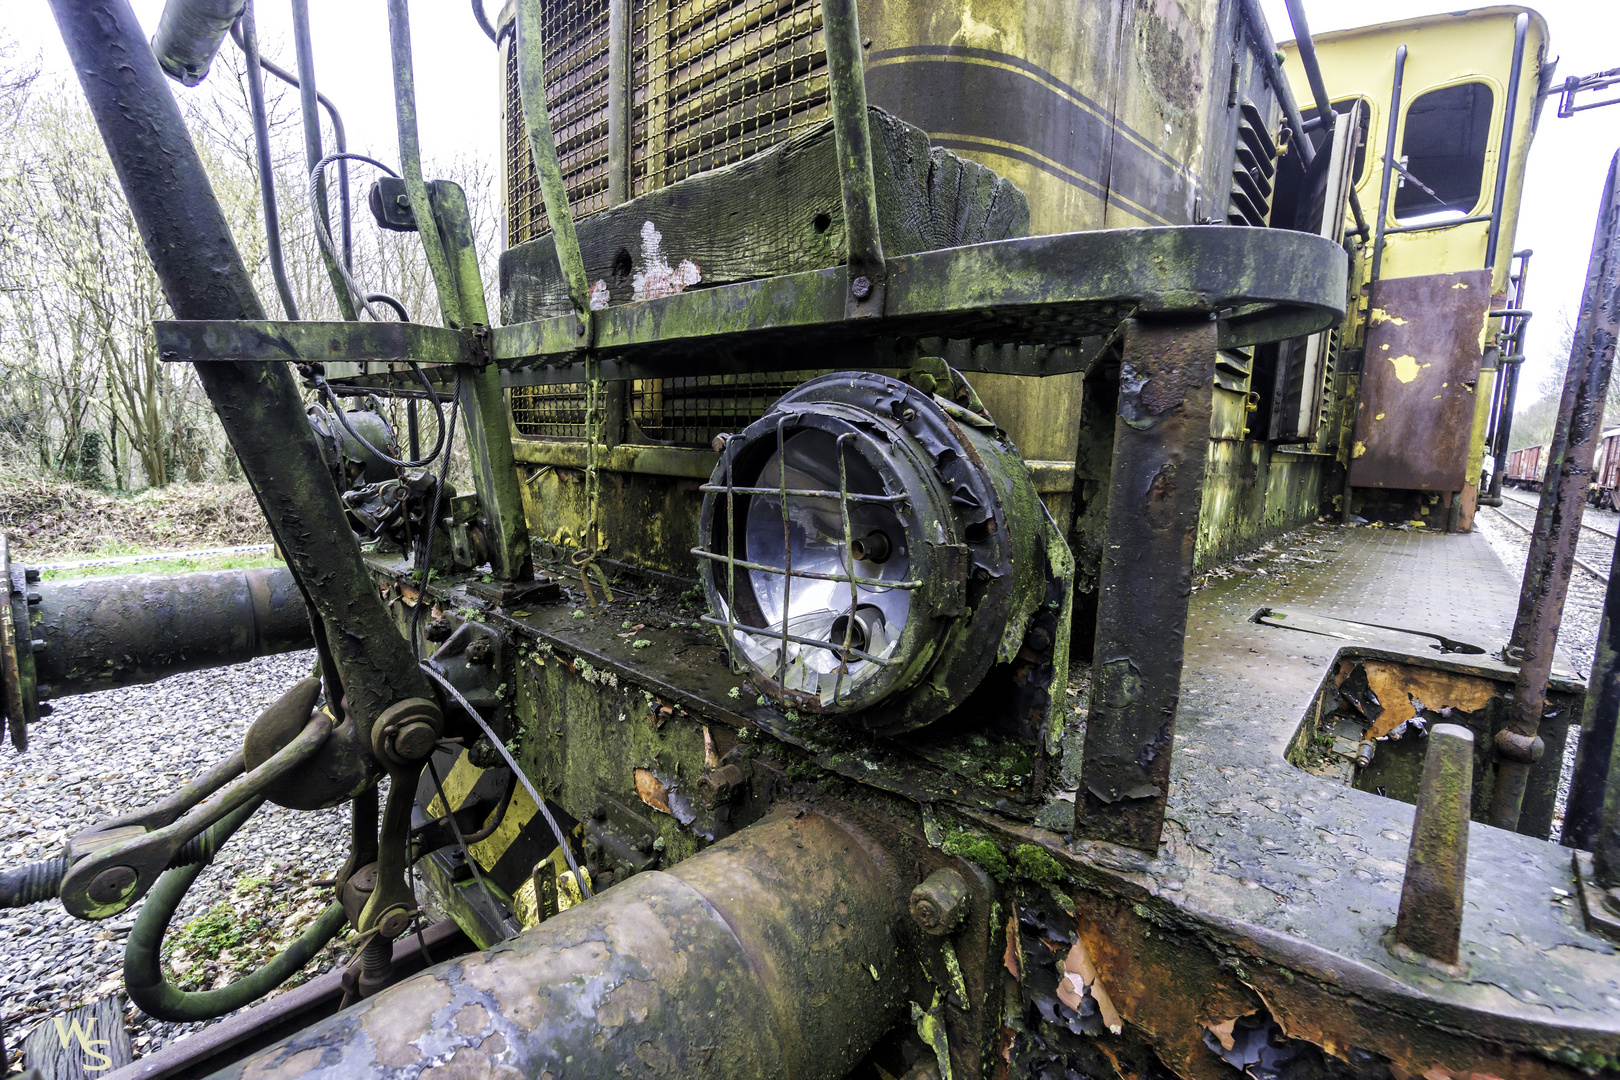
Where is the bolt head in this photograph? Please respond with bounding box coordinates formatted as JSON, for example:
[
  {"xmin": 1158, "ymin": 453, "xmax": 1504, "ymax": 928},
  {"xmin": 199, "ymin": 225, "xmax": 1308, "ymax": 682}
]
[
  {"xmin": 909, "ymin": 868, "xmax": 969, "ymax": 936},
  {"xmin": 88, "ymin": 865, "xmax": 138, "ymax": 905},
  {"xmin": 851, "ymin": 275, "xmax": 872, "ymax": 300},
  {"xmin": 393, "ymin": 720, "xmax": 438, "ymax": 761},
  {"xmin": 378, "ymin": 907, "xmax": 414, "ymax": 938}
]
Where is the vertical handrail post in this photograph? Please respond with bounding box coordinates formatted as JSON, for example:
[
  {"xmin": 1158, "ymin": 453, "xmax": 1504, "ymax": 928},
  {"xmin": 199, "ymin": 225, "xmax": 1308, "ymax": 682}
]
[
  {"xmin": 1370, "ymin": 44, "xmax": 1408, "ymax": 283},
  {"xmin": 515, "ymin": 0, "xmax": 593, "ymax": 338},
  {"xmin": 1493, "ymin": 152, "xmax": 1620, "ymax": 832},
  {"xmin": 1484, "ymin": 13, "xmax": 1530, "ymax": 274},
  {"xmin": 823, "ymin": 0, "xmax": 885, "ymax": 318}
]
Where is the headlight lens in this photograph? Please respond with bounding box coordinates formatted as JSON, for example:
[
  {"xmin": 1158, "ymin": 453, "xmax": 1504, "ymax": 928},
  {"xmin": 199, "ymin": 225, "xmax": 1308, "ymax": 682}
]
[{"xmin": 697, "ymin": 370, "xmax": 1071, "ymax": 737}]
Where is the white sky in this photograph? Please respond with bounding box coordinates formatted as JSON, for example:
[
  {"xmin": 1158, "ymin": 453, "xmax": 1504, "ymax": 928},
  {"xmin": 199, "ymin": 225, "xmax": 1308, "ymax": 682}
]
[{"xmin": 7, "ymin": 1, "xmax": 1619, "ymax": 410}]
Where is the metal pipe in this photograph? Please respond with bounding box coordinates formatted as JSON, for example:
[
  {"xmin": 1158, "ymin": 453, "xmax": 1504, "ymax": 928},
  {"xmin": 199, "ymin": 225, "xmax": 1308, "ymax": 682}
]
[
  {"xmin": 47, "ymin": 0, "xmax": 433, "ymax": 736},
  {"xmin": 1370, "ymin": 45, "xmax": 1408, "ymax": 283},
  {"xmin": 824, "ymin": 0, "xmax": 885, "ymax": 316},
  {"xmin": 1485, "ymin": 13, "xmax": 1530, "ymax": 273},
  {"xmin": 150, "ymin": 0, "xmax": 247, "ymax": 86},
  {"xmin": 1281, "ymin": 0, "xmax": 1369, "ymax": 238},
  {"xmin": 1488, "ymin": 251, "xmax": 1534, "ymax": 503},
  {"xmin": 211, "ymin": 813, "xmax": 905, "ymax": 1080},
  {"xmin": 1493, "ymin": 153, "xmax": 1620, "ymax": 831},
  {"xmin": 239, "ymin": 0, "xmax": 299, "ymax": 321},
  {"xmin": 1236, "ymin": 0, "xmax": 1313, "ymax": 172},
  {"xmin": 290, "ymin": 0, "xmax": 357, "ymax": 319},
  {"xmin": 227, "ymin": 20, "xmax": 352, "ymax": 269},
  {"xmin": 31, "ymin": 567, "xmax": 311, "ymax": 701}
]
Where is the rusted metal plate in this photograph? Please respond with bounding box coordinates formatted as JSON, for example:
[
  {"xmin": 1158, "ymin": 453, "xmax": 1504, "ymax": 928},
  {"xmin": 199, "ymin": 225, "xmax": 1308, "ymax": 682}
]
[{"xmin": 1348, "ymin": 269, "xmax": 1493, "ymax": 490}]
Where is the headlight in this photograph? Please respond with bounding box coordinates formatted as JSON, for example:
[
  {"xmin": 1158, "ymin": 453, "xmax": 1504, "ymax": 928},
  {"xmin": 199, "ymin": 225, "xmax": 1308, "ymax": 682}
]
[{"xmin": 697, "ymin": 370, "xmax": 1071, "ymax": 737}]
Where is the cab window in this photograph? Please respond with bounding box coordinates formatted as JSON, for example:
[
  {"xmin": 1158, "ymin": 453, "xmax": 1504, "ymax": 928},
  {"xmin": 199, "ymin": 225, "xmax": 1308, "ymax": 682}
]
[{"xmin": 1394, "ymin": 81, "xmax": 1494, "ymax": 223}]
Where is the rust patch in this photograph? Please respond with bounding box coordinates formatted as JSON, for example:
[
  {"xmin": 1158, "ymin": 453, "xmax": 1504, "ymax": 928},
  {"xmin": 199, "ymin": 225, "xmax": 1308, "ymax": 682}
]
[
  {"xmin": 459, "ymin": 935, "xmax": 614, "ymax": 1031},
  {"xmin": 596, "ymin": 976, "xmax": 659, "ymax": 1028},
  {"xmin": 1335, "ymin": 660, "xmax": 1497, "ymax": 740},
  {"xmin": 636, "ymin": 767, "xmax": 672, "ymax": 813},
  {"xmin": 240, "ymin": 1046, "xmax": 327, "ymax": 1080},
  {"xmin": 419, "ymin": 1045, "xmax": 525, "ymax": 1080},
  {"xmin": 1059, "ymin": 936, "xmax": 1122, "ymax": 1034},
  {"xmin": 1140, "ymin": 362, "xmax": 1198, "ymax": 416},
  {"xmin": 453, "ymin": 1003, "xmax": 489, "ymax": 1035},
  {"xmin": 359, "ymin": 972, "xmax": 454, "ymax": 1067}
]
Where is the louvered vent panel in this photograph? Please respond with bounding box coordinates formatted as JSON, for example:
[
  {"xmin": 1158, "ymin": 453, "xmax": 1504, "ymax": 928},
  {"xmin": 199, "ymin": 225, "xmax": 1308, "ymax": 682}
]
[{"xmin": 1228, "ymin": 100, "xmax": 1277, "ymax": 227}]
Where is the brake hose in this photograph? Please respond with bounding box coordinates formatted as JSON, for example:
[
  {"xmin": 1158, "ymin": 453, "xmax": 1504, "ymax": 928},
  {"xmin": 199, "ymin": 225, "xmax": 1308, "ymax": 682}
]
[{"xmin": 123, "ymin": 797, "xmax": 349, "ymax": 1023}]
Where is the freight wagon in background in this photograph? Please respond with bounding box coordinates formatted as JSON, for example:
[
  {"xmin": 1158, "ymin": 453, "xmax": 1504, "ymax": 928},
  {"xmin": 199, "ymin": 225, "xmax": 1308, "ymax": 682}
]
[
  {"xmin": 1506, "ymin": 428, "xmax": 1620, "ymax": 507},
  {"xmin": 1506, "ymin": 442, "xmax": 1548, "ymax": 489},
  {"xmin": 5, "ymin": 0, "xmax": 1620, "ymax": 1078}
]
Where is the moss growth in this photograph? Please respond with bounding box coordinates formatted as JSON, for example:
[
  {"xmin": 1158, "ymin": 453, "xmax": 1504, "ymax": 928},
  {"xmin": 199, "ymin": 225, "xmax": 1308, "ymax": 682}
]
[
  {"xmin": 1013, "ymin": 844, "xmax": 1065, "ymax": 887},
  {"xmin": 942, "ymin": 830, "xmax": 1009, "ymax": 880}
]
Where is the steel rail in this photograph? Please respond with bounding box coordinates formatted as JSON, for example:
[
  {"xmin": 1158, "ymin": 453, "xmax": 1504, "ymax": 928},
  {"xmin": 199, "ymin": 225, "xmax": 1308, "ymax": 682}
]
[
  {"xmin": 1486, "ymin": 504, "xmax": 1609, "ymax": 580},
  {"xmin": 1500, "ymin": 489, "xmax": 1620, "ymax": 540}
]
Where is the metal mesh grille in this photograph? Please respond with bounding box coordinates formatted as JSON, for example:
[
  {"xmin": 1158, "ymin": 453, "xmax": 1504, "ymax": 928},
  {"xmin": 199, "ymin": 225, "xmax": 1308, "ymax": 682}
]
[
  {"xmin": 509, "ymin": 383, "xmax": 589, "ymax": 440},
  {"xmin": 632, "ymin": 0, "xmax": 828, "ymax": 195},
  {"xmin": 505, "ymin": 0, "xmax": 613, "ymax": 247},
  {"xmin": 505, "ymin": 0, "xmax": 830, "ymax": 443},
  {"xmin": 630, "ymin": 372, "xmax": 816, "ymax": 445}
]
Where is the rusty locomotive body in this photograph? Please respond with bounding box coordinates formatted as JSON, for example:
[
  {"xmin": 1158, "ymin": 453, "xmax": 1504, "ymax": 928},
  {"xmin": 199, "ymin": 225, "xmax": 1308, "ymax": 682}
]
[{"xmin": 4, "ymin": 0, "xmax": 1620, "ymax": 1078}]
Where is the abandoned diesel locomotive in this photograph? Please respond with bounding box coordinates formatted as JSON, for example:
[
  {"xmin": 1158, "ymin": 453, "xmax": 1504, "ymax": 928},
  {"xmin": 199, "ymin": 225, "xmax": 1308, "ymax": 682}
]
[{"xmin": 3, "ymin": 0, "xmax": 1620, "ymax": 1076}]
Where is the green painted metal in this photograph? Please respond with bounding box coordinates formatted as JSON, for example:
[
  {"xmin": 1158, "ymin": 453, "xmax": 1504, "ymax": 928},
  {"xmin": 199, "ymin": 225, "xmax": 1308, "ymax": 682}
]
[
  {"xmin": 429, "ymin": 181, "xmax": 533, "ymax": 582},
  {"xmin": 386, "ymin": 0, "xmax": 463, "ymax": 328},
  {"xmin": 515, "ymin": 0, "xmax": 592, "ymax": 329},
  {"xmin": 158, "ymin": 227, "xmax": 1348, "ymax": 381},
  {"xmin": 823, "ymin": 0, "xmax": 886, "ymax": 317}
]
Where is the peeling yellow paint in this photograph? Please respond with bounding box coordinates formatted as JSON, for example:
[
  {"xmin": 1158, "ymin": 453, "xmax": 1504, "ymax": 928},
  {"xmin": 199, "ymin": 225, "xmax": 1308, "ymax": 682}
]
[
  {"xmin": 1380, "ymin": 343, "xmax": 1390, "ymax": 350},
  {"xmin": 1370, "ymin": 308, "xmax": 1409, "ymax": 326},
  {"xmin": 1375, "ymin": 412, "xmax": 1386, "ymax": 420},
  {"xmin": 1352, "ymin": 441, "xmax": 1367, "ymax": 458},
  {"xmin": 1453, "ymin": 281, "xmax": 1470, "ymax": 289},
  {"xmin": 1389, "ymin": 354, "xmax": 1422, "ymax": 382}
]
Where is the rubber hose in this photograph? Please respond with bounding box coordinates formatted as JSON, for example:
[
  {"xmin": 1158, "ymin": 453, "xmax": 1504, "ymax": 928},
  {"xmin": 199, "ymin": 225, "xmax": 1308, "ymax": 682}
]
[{"xmin": 124, "ymin": 799, "xmax": 350, "ymax": 1022}]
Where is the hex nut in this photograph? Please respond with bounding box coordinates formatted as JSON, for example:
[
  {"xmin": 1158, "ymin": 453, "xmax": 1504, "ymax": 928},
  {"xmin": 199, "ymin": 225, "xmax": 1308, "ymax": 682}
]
[
  {"xmin": 696, "ymin": 762, "xmax": 749, "ymax": 809},
  {"xmin": 909, "ymin": 868, "xmax": 970, "ymax": 936}
]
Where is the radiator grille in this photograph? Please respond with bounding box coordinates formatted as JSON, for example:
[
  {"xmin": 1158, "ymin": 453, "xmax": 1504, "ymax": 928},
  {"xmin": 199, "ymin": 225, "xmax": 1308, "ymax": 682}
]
[
  {"xmin": 633, "ymin": 0, "xmax": 828, "ymax": 195},
  {"xmin": 505, "ymin": 0, "xmax": 829, "ymax": 445},
  {"xmin": 505, "ymin": 0, "xmax": 612, "ymax": 246},
  {"xmin": 509, "ymin": 383, "xmax": 589, "ymax": 440}
]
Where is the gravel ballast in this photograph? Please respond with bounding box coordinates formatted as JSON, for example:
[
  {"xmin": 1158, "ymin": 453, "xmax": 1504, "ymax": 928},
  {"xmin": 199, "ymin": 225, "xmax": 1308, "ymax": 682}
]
[{"xmin": 0, "ymin": 650, "xmax": 352, "ymax": 1071}]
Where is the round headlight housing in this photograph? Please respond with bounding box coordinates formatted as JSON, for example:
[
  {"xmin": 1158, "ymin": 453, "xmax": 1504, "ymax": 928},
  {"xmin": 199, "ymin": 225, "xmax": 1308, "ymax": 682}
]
[{"xmin": 698, "ymin": 370, "xmax": 1068, "ymax": 736}]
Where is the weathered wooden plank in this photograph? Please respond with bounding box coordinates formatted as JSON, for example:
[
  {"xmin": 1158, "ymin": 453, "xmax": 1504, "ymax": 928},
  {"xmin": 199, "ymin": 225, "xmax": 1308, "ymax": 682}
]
[
  {"xmin": 22, "ymin": 996, "xmax": 132, "ymax": 1080},
  {"xmin": 500, "ymin": 106, "xmax": 1029, "ymax": 322}
]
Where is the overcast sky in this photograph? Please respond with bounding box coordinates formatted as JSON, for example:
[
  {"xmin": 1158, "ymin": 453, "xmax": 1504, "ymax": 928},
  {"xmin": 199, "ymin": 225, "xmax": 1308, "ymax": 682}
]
[{"xmin": 8, "ymin": 2, "xmax": 1618, "ymax": 410}]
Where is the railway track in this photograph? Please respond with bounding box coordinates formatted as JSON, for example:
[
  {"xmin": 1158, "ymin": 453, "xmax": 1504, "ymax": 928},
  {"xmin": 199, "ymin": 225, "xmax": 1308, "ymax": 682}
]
[
  {"xmin": 1500, "ymin": 489, "xmax": 1620, "ymax": 540},
  {"xmin": 1489, "ymin": 491, "xmax": 1616, "ymax": 581}
]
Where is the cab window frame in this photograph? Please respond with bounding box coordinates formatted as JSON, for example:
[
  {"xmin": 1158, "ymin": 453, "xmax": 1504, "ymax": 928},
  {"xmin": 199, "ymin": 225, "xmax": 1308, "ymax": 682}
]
[{"xmin": 1390, "ymin": 76, "xmax": 1500, "ymax": 226}]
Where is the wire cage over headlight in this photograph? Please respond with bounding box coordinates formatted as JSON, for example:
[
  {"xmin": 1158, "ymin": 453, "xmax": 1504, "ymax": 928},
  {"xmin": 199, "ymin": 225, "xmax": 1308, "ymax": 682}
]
[{"xmin": 696, "ymin": 370, "xmax": 1072, "ymax": 738}]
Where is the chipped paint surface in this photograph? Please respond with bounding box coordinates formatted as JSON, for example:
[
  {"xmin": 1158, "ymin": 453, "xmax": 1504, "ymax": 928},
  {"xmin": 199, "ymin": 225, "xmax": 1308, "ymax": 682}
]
[
  {"xmin": 630, "ymin": 221, "xmax": 701, "ymax": 301},
  {"xmin": 1370, "ymin": 307, "xmax": 1409, "ymax": 325},
  {"xmin": 1389, "ymin": 354, "xmax": 1424, "ymax": 383}
]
